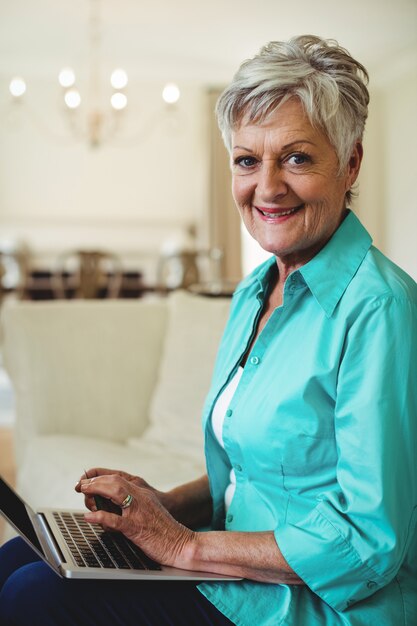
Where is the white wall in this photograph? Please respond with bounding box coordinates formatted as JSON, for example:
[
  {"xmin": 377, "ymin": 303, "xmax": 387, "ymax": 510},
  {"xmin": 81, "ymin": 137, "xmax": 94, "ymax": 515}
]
[
  {"xmin": 355, "ymin": 47, "xmax": 417, "ymax": 281},
  {"xmin": 0, "ymin": 79, "xmax": 210, "ymax": 282},
  {"xmin": 379, "ymin": 56, "xmax": 417, "ymax": 280}
]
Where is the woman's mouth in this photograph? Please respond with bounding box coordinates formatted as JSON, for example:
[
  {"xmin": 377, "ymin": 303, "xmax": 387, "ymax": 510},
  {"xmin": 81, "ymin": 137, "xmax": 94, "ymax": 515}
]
[{"xmin": 256, "ymin": 205, "xmax": 304, "ymax": 220}]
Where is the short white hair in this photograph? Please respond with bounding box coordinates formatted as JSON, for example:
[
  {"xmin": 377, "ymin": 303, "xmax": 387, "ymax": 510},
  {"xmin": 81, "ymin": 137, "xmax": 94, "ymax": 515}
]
[{"xmin": 216, "ymin": 35, "xmax": 369, "ymax": 181}]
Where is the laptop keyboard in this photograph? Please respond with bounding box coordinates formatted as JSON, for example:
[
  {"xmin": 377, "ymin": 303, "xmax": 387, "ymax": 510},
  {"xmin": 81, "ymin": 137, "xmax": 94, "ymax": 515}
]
[{"xmin": 53, "ymin": 511, "xmax": 161, "ymax": 571}]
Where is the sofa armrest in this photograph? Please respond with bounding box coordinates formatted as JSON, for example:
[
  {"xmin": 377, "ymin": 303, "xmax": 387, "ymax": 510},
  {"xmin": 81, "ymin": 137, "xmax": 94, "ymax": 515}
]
[{"xmin": 1, "ymin": 298, "xmax": 168, "ymax": 464}]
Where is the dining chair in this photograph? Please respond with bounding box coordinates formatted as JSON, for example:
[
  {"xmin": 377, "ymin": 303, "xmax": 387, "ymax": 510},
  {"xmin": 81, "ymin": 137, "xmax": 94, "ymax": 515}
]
[{"xmin": 52, "ymin": 249, "xmax": 123, "ymax": 299}]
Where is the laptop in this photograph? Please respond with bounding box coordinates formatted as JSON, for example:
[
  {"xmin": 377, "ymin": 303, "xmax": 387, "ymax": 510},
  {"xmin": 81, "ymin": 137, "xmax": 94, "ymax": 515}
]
[{"xmin": 0, "ymin": 475, "xmax": 240, "ymax": 581}]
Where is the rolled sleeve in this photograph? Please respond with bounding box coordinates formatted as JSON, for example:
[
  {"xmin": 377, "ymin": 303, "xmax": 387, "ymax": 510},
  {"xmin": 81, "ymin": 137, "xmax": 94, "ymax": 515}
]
[{"xmin": 276, "ymin": 499, "xmax": 391, "ymax": 611}]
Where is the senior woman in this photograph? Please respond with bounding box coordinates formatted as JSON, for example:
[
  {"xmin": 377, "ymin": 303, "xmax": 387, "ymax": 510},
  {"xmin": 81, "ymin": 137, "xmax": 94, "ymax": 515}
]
[{"xmin": 1, "ymin": 35, "xmax": 416, "ymax": 626}]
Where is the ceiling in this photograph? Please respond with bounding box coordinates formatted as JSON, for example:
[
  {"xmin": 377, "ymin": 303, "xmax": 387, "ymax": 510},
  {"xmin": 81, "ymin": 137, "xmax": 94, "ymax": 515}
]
[{"xmin": 1, "ymin": 0, "xmax": 416, "ymax": 86}]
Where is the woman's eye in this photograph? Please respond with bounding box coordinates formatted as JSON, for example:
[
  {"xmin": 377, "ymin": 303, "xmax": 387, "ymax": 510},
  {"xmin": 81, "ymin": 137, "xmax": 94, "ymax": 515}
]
[
  {"xmin": 234, "ymin": 156, "xmax": 257, "ymax": 168},
  {"xmin": 287, "ymin": 153, "xmax": 310, "ymax": 166}
]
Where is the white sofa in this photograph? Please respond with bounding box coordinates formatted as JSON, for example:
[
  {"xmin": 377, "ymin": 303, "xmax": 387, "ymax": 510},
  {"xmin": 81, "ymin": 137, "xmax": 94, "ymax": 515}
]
[{"xmin": 0, "ymin": 292, "xmax": 231, "ymax": 524}]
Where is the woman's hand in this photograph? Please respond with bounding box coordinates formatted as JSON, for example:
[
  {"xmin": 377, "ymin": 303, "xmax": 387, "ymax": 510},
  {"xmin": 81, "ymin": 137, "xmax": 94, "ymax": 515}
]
[
  {"xmin": 78, "ymin": 473, "xmax": 195, "ymax": 569},
  {"xmin": 76, "ymin": 469, "xmax": 213, "ymax": 528},
  {"xmin": 75, "ymin": 467, "xmax": 169, "ymax": 514}
]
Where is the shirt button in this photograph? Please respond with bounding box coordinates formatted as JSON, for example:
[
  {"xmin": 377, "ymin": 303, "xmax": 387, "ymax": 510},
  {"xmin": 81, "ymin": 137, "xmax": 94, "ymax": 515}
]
[
  {"xmin": 367, "ymin": 581, "xmax": 377, "ymax": 589},
  {"xmin": 235, "ymin": 464, "xmax": 242, "ymax": 472},
  {"xmin": 250, "ymin": 356, "xmax": 260, "ymax": 365},
  {"xmin": 227, "ymin": 514, "xmax": 233, "ymax": 523},
  {"xmin": 225, "ymin": 409, "xmax": 233, "ymax": 417}
]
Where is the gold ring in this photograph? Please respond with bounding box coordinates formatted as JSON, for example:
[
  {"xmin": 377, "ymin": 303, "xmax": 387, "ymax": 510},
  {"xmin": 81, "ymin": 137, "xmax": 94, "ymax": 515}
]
[{"xmin": 121, "ymin": 494, "xmax": 133, "ymax": 509}]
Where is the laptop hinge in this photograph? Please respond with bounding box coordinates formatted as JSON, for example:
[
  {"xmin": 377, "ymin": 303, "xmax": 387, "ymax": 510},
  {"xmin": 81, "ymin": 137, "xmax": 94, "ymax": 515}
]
[{"xmin": 35, "ymin": 513, "xmax": 65, "ymax": 570}]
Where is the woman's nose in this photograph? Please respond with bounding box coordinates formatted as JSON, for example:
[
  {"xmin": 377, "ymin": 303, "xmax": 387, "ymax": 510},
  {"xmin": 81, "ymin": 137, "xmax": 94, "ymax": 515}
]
[{"xmin": 256, "ymin": 163, "xmax": 288, "ymax": 201}]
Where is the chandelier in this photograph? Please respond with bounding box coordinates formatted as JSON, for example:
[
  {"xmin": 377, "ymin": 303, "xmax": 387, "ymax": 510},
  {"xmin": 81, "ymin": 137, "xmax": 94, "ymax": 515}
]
[{"xmin": 8, "ymin": 0, "xmax": 181, "ymax": 148}]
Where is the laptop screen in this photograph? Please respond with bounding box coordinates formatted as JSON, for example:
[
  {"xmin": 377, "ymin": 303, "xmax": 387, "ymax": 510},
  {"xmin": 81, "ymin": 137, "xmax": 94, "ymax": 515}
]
[{"xmin": 0, "ymin": 475, "xmax": 44, "ymax": 554}]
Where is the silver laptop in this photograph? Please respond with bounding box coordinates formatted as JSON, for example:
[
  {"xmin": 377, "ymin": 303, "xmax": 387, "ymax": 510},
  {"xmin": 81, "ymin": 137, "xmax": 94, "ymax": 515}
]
[{"xmin": 0, "ymin": 475, "xmax": 239, "ymax": 581}]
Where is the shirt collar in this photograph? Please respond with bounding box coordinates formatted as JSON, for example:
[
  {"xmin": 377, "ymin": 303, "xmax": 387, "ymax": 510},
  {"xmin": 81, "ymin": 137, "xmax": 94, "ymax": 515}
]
[
  {"xmin": 298, "ymin": 210, "xmax": 372, "ymax": 317},
  {"xmin": 235, "ymin": 254, "xmax": 276, "ymax": 296},
  {"xmin": 238, "ymin": 211, "xmax": 372, "ymax": 318}
]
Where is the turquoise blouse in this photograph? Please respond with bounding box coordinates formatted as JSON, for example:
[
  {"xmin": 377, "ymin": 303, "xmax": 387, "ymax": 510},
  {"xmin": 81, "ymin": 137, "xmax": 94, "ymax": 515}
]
[{"xmin": 198, "ymin": 211, "xmax": 417, "ymax": 626}]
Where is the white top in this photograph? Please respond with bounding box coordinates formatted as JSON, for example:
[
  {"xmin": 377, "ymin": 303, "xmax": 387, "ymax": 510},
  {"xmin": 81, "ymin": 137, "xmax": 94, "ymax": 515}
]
[{"xmin": 211, "ymin": 366, "xmax": 244, "ymax": 511}]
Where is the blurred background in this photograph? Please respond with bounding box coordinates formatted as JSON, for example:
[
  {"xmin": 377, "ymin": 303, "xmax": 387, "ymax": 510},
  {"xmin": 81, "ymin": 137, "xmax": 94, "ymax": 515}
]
[{"xmin": 0, "ymin": 0, "xmax": 416, "ymax": 294}]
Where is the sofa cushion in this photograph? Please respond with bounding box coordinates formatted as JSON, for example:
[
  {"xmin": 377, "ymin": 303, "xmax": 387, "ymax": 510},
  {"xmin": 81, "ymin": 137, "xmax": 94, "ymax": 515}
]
[
  {"xmin": 137, "ymin": 291, "xmax": 231, "ymax": 461},
  {"xmin": 16, "ymin": 434, "xmax": 207, "ymax": 511},
  {"xmin": 2, "ymin": 299, "xmax": 168, "ymax": 462}
]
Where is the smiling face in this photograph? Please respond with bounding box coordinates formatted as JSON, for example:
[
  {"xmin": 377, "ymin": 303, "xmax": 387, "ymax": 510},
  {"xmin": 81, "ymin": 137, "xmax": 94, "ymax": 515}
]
[{"xmin": 231, "ymin": 98, "xmax": 363, "ymax": 273}]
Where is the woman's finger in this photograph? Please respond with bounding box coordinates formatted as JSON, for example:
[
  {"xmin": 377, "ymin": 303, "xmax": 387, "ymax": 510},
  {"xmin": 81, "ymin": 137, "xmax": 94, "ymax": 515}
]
[
  {"xmin": 83, "ymin": 495, "xmax": 98, "ymax": 511},
  {"xmin": 84, "ymin": 509, "xmax": 125, "ymax": 532},
  {"xmin": 80, "ymin": 475, "xmax": 130, "ymax": 507},
  {"xmin": 75, "ymin": 468, "xmax": 135, "ymax": 492}
]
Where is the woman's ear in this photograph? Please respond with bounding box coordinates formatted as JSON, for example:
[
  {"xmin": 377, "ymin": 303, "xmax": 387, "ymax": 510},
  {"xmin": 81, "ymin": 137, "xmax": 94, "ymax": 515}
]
[{"xmin": 345, "ymin": 142, "xmax": 363, "ymax": 191}]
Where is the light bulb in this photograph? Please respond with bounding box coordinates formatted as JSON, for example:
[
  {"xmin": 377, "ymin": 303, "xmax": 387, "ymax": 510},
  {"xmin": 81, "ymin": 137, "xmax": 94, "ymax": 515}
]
[
  {"xmin": 162, "ymin": 83, "xmax": 180, "ymax": 104},
  {"xmin": 9, "ymin": 77, "xmax": 26, "ymax": 98},
  {"xmin": 110, "ymin": 69, "xmax": 128, "ymax": 90},
  {"xmin": 111, "ymin": 92, "xmax": 127, "ymax": 110},
  {"xmin": 64, "ymin": 89, "xmax": 81, "ymax": 109},
  {"xmin": 58, "ymin": 67, "xmax": 76, "ymax": 88}
]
